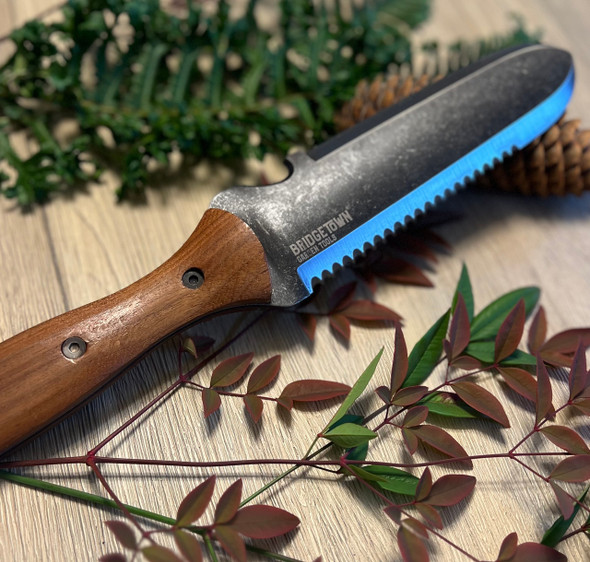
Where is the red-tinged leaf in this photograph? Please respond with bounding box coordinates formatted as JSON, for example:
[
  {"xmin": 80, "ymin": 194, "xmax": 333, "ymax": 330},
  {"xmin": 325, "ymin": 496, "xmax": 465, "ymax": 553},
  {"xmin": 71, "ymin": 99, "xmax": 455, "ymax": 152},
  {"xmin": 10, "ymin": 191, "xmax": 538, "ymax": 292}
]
[
  {"xmin": 540, "ymin": 350, "xmax": 577, "ymax": 368},
  {"xmin": 105, "ymin": 520, "xmax": 136, "ymax": 550},
  {"xmin": 375, "ymin": 256, "xmax": 433, "ymax": 287},
  {"xmin": 497, "ymin": 367, "xmax": 537, "ymax": 402},
  {"xmin": 392, "ymin": 386, "xmax": 429, "ymax": 406},
  {"xmin": 384, "ymin": 505, "xmax": 401, "ymax": 524},
  {"xmin": 297, "ymin": 313, "xmax": 317, "ymax": 342},
  {"xmin": 279, "ymin": 379, "xmax": 351, "ymax": 404},
  {"xmin": 410, "ymin": 425, "xmax": 472, "ymax": 468},
  {"xmin": 451, "ymin": 381, "xmax": 510, "ymax": 428},
  {"xmin": 362, "ymin": 271, "xmax": 378, "ymax": 294},
  {"xmin": 142, "ymin": 545, "xmax": 184, "ymax": 562},
  {"xmin": 414, "ymin": 229, "xmax": 452, "ymax": 252},
  {"xmin": 541, "ymin": 328, "xmax": 590, "ymax": 355},
  {"xmin": 450, "ymin": 355, "xmax": 482, "ymax": 370},
  {"xmin": 550, "ymin": 481, "xmax": 575, "ymax": 519},
  {"xmin": 329, "ymin": 313, "xmax": 350, "ymax": 340},
  {"xmin": 391, "ymin": 232, "xmax": 439, "ymax": 263},
  {"xmin": 182, "ymin": 338, "xmax": 198, "ymax": 359},
  {"xmin": 402, "ymin": 427, "xmax": 419, "ymax": 455},
  {"xmin": 403, "ymin": 406, "xmax": 429, "ymax": 429},
  {"xmin": 402, "ymin": 517, "xmax": 429, "ymax": 538},
  {"xmin": 391, "ymin": 325, "xmax": 409, "ymax": 395},
  {"xmin": 528, "ymin": 306, "xmax": 547, "ymax": 354},
  {"xmin": 193, "ymin": 335, "xmax": 215, "ymax": 353},
  {"xmin": 415, "ymin": 503, "xmax": 443, "ymax": 530},
  {"xmin": 243, "ymin": 394, "xmax": 264, "ymax": 423},
  {"xmin": 494, "ymin": 299, "xmax": 526, "ymax": 363},
  {"xmin": 202, "ymin": 388, "xmax": 221, "ymax": 418},
  {"xmin": 424, "ymin": 475, "xmax": 476, "ymax": 506},
  {"xmin": 536, "ymin": 357, "xmax": 554, "ymax": 425},
  {"xmin": 174, "ymin": 530, "xmax": 203, "ymax": 562},
  {"xmin": 572, "ymin": 397, "xmax": 590, "ymax": 416},
  {"xmin": 550, "ymin": 455, "xmax": 590, "ymax": 482},
  {"xmin": 276, "ymin": 396, "xmax": 293, "ymax": 411},
  {"xmin": 230, "ymin": 505, "xmax": 300, "ymax": 538},
  {"xmin": 511, "ymin": 542, "xmax": 567, "ymax": 562},
  {"xmin": 328, "ymin": 281, "xmax": 357, "ymax": 312},
  {"xmin": 210, "ymin": 353, "xmax": 254, "ymax": 388},
  {"xmin": 398, "ymin": 526, "xmax": 429, "ymax": 562},
  {"xmin": 176, "ymin": 476, "xmax": 216, "ymax": 527},
  {"xmin": 376, "ymin": 385, "xmax": 391, "ymax": 404},
  {"xmin": 569, "ymin": 343, "xmax": 588, "ymax": 400},
  {"xmin": 342, "ymin": 299, "xmax": 401, "ymax": 323},
  {"xmin": 215, "ymin": 480, "xmax": 242, "ymax": 524},
  {"xmin": 214, "ymin": 525, "xmax": 246, "ymax": 562},
  {"xmin": 496, "ymin": 532, "xmax": 518, "ymax": 561},
  {"xmin": 415, "ymin": 467, "xmax": 433, "ymax": 501},
  {"xmin": 540, "ymin": 425, "xmax": 590, "ymax": 455},
  {"xmin": 447, "ymin": 293, "xmax": 470, "ymax": 361},
  {"xmin": 182, "ymin": 336, "xmax": 215, "ymax": 358},
  {"xmin": 247, "ymin": 355, "xmax": 281, "ymax": 394},
  {"xmin": 99, "ymin": 555, "xmax": 127, "ymax": 562}
]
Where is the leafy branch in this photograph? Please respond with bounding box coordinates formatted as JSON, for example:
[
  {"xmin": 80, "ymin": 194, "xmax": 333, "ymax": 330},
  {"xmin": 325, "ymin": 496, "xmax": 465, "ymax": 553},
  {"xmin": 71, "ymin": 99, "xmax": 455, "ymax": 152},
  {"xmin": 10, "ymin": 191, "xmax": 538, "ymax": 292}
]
[
  {"xmin": 2, "ymin": 258, "xmax": 589, "ymax": 561},
  {"xmin": 0, "ymin": 0, "xmax": 430, "ymax": 205}
]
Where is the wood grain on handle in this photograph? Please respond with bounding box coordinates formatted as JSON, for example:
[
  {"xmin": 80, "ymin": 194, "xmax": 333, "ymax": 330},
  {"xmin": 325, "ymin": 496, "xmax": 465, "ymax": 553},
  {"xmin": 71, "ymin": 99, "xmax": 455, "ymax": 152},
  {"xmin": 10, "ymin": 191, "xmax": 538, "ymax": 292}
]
[{"xmin": 0, "ymin": 209, "xmax": 272, "ymax": 455}]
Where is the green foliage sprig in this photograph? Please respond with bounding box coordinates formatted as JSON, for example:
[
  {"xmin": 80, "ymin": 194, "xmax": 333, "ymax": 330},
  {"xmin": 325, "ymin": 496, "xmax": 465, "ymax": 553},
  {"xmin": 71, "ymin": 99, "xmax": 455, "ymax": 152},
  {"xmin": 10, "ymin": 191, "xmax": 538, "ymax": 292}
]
[
  {"xmin": 0, "ymin": 0, "xmax": 430, "ymax": 206},
  {"xmin": 0, "ymin": 0, "xmax": 537, "ymax": 207}
]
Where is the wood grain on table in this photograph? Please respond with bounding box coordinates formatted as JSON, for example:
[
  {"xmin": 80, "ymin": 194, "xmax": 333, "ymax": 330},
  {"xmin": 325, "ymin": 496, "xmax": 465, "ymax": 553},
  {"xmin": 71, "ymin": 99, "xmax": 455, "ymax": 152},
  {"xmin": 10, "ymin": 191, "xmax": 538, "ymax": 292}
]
[{"xmin": 1, "ymin": 1, "xmax": 589, "ymax": 561}]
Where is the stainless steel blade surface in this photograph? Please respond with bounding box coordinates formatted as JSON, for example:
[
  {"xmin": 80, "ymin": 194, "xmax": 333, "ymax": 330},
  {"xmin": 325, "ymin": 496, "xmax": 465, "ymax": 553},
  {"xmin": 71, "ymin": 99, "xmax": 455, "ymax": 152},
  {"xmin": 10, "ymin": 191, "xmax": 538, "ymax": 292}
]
[{"xmin": 211, "ymin": 44, "xmax": 574, "ymax": 307}]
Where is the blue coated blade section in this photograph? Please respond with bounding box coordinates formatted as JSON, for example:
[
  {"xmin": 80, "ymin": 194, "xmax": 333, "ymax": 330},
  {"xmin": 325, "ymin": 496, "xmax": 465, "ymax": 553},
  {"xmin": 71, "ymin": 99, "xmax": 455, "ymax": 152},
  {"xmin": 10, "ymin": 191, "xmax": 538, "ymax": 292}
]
[{"xmin": 297, "ymin": 67, "xmax": 574, "ymax": 292}]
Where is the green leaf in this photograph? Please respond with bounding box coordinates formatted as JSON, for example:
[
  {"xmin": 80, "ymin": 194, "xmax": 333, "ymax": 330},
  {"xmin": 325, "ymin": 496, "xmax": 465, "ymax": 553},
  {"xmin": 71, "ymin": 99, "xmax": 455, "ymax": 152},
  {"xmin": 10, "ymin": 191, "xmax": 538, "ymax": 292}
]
[
  {"xmin": 418, "ymin": 391, "xmax": 483, "ymax": 419},
  {"xmin": 346, "ymin": 442, "xmax": 369, "ymax": 462},
  {"xmin": 452, "ymin": 264, "xmax": 474, "ymax": 321},
  {"xmin": 542, "ymin": 486, "xmax": 589, "ymax": 547},
  {"xmin": 403, "ymin": 310, "xmax": 450, "ymax": 387},
  {"xmin": 325, "ymin": 348, "xmax": 384, "ymax": 430},
  {"xmin": 346, "ymin": 465, "xmax": 388, "ymax": 483},
  {"xmin": 361, "ymin": 465, "xmax": 420, "ymax": 496},
  {"xmin": 465, "ymin": 342, "xmax": 536, "ymax": 367},
  {"xmin": 470, "ymin": 287, "xmax": 540, "ymax": 341},
  {"xmin": 323, "ymin": 423, "xmax": 377, "ymax": 449}
]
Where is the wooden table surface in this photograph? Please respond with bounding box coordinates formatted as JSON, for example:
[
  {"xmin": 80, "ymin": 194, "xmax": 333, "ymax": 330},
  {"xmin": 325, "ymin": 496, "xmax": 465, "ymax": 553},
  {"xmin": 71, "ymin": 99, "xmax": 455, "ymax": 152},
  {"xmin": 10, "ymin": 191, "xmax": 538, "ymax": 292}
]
[{"xmin": 1, "ymin": 1, "xmax": 589, "ymax": 561}]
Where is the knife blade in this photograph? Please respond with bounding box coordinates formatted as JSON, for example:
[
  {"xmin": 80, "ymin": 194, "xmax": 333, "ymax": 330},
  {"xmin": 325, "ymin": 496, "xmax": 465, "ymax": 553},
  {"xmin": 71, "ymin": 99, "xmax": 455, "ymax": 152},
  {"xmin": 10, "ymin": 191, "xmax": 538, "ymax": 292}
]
[{"xmin": 0, "ymin": 44, "xmax": 574, "ymax": 455}]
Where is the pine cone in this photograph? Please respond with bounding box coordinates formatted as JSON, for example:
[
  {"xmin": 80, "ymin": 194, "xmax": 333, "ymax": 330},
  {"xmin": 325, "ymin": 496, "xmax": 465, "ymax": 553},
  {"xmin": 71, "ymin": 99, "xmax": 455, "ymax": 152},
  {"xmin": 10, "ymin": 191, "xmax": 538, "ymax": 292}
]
[{"xmin": 336, "ymin": 74, "xmax": 590, "ymax": 196}]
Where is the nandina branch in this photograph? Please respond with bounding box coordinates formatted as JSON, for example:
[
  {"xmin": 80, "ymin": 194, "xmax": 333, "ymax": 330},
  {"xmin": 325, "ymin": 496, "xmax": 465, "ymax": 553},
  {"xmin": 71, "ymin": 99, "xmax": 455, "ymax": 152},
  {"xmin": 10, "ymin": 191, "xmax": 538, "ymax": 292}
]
[{"xmin": 0, "ymin": 451, "xmax": 572, "ymax": 472}]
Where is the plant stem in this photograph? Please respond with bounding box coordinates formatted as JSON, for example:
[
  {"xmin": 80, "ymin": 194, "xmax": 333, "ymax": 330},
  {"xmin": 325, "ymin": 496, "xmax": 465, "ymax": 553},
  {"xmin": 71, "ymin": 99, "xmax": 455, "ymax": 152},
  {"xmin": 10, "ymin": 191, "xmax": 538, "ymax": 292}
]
[
  {"xmin": 203, "ymin": 534, "xmax": 219, "ymax": 562},
  {"xmin": 0, "ymin": 469, "xmax": 174, "ymax": 525},
  {"xmin": 0, "ymin": 469, "xmax": 305, "ymax": 561},
  {"xmin": 240, "ymin": 438, "xmax": 325, "ymax": 507}
]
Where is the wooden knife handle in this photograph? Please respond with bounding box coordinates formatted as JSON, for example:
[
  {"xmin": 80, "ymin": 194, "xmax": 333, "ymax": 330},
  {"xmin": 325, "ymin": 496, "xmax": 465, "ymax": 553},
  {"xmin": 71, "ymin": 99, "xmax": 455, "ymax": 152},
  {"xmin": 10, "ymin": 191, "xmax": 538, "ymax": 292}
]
[{"xmin": 0, "ymin": 209, "xmax": 272, "ymax": 455}]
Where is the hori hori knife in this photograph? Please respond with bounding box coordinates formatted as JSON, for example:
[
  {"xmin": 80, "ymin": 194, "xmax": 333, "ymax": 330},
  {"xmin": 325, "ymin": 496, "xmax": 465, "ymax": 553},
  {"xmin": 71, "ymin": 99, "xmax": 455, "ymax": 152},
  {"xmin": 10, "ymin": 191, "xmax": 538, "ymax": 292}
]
[{"xmin": 0, "ymin": 44, "xmax": 574, "ymax": 454}]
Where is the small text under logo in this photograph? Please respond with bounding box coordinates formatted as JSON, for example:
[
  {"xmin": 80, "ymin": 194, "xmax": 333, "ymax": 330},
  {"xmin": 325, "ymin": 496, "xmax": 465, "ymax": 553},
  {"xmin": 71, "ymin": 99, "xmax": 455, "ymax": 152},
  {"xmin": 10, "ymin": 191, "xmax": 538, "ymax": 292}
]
[{"xmin": 290, "ymin": 210, "xmax": 353, "ymax": 263}]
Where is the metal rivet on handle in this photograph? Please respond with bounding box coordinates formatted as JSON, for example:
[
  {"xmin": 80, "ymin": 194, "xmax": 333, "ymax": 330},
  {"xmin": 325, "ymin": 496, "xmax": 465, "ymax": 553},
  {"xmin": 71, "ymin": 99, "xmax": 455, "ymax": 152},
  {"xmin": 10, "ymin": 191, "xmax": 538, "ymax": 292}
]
[
  {"xmin": 182, "ymin": 268, "xmax": 204, "ymax": 289},
  {"xmin": 62, "ymin": 336, "xmax": 87, "ymax": 359}
]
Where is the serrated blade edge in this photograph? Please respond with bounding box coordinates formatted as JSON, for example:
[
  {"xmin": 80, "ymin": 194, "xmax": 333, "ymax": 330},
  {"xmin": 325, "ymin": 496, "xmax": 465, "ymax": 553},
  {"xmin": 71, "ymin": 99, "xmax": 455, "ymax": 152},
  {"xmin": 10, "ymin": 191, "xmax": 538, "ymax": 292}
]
[{"xmin": 297, "ymin": 66, "xmax": 574, "ymax": 292}]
